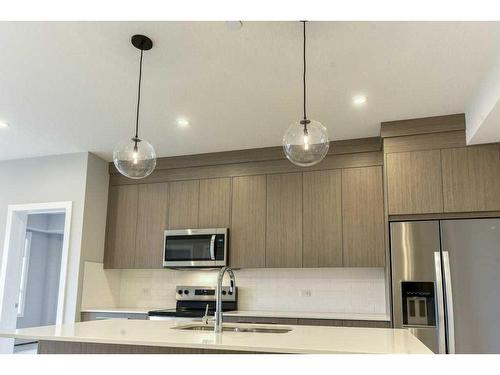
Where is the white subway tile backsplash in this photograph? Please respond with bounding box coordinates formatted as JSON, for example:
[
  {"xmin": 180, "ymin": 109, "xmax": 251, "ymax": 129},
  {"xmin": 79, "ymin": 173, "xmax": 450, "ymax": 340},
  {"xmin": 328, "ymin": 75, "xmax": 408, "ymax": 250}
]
[{"xmin": 82, "ymin": 263, "xmax": 388, "ymax": 315}]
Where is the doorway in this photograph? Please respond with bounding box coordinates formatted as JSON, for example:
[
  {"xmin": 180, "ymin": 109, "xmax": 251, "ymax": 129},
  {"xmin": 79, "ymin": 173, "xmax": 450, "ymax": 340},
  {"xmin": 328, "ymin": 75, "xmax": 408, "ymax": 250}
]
[{"xmin": 0, "ymin": 202, "xmax": 72, "ymax": 354}]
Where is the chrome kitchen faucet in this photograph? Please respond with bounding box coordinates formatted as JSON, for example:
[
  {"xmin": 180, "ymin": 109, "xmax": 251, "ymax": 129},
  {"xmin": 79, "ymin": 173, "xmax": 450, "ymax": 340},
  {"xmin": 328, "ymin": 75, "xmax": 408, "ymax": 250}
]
[{"xmin": 214, "ymin": 266, "xmax": 236, "ymax": 333}]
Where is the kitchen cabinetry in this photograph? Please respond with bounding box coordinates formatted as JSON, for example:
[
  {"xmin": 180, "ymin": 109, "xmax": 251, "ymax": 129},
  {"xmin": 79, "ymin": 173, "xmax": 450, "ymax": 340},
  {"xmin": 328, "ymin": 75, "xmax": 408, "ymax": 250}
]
[
  {"xmin": 297, "ymin": 319, "xmax": 343, "ymax": 327},
  {"xmin": 230, "ymin": 175, "xmax": 266, "ymax": 268},
  {"xmin": 441, "ymin": 145, "xmax": 500, "ymax": 212},
  {"xmin": 223, "ymin": 316, "xmax": 298, "ymax": 325},
  {"xmin": 266, "ymin": 173, "xmax": 303, "ymax": 268},
  {"xmin": 198, "ymin": 178, "xmax": 231, "ymax": 227},
  {"xmin": 135, "ymin": 183, "xmax": 169, "ymax": 268},
  {"xmin": 386, "ymin": 150, "xmax": 443, "ymax": 215},
  {"xmin": 342, "ymin": 320, "xmax": 391, "ymax": 328},
  {"xmin": 81, "ymin": 312, "xmax": 148, "ymax": 321},
  {"xmin": 104, "ymin": 183, "xmax": 168, "ymax": 269},
  {"xmin": 302, "ymin": 170, "xmax": 342, "ymax": 267},
  {"xmin": 342, "ymin": 166, "xmax": 385, "ymax": 267},
  {"xmin": 104, "ymin": 185, "xmax": 138, "ymax": 269},
  {"xmin": 224, "ymin": 315, "xmax": 389, "ymax": 328},
  {"xmin": 167, "ymin": 180, "xmax": 199, "ymax": 229}
]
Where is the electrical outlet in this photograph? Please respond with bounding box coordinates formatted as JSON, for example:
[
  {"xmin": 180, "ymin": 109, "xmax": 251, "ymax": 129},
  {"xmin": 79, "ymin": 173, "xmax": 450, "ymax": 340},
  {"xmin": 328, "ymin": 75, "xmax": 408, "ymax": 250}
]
[{"xmin": 300, "ymin": 289, "xmax": 312, "ymax": 297}]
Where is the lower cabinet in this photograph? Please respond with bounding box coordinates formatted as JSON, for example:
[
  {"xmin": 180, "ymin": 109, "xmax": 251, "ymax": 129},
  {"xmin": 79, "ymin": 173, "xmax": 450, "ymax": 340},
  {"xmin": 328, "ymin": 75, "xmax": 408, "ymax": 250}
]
[
  {"xmin": 223, "ymin": 316, "xmax": 298, "ymax": 325},
  {"xmin": 224, "ymin": 315, "xmax": 390, "ymax": 328},
  {"xmin": 297, "ymin": 318, "xmax": 343, "ymax": 327},
  {"xmin": 81, "ymin": 312, "xmax": 148, "ymax": 321},
  {"xmin": 342, "ymin": 320, "xmax": 391, "ymax": 328}
]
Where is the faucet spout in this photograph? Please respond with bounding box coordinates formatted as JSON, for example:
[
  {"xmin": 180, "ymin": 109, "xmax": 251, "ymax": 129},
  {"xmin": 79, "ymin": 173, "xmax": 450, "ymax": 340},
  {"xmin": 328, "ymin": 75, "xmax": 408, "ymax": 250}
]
[{"xmin": 214, "ymin": 266, "xmax": 236, "ymax": 333}]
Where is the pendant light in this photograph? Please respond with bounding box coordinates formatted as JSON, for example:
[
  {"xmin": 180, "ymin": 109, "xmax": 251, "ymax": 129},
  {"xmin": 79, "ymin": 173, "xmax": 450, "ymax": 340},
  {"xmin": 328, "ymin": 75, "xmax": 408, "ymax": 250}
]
[
  {"xmin": 113, "ymin": 35, "xmax": 157, "ymax": 179},
  {"xmin": 283, "ymin": 21, "xmax": 329, "ymax": 167}
]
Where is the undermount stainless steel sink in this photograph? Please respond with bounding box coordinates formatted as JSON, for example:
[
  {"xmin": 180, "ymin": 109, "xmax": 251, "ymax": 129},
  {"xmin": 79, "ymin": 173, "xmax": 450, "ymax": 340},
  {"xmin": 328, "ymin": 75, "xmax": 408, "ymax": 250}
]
[{"xmin": 172, "ymin": 324, "xmax": 292, "ymax": 334}]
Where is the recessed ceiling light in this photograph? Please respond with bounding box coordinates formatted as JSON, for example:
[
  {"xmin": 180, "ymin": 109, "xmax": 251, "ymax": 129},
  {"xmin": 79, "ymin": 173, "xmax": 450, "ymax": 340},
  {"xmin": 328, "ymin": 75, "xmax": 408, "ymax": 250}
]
[
  {"xmin": 0, "ymin": 121, "xmax": 9, "ymax": 129},
  {"xmin": 176, "ymin": 118, "xmax": 190, "ymax": 128},
  {"xmin": 352, "ymin": 95, "xmax": 367, "ymax": 106},
  {"xmin": 225, "ymin": 21, "xmax": 243, "ymax": 30}
]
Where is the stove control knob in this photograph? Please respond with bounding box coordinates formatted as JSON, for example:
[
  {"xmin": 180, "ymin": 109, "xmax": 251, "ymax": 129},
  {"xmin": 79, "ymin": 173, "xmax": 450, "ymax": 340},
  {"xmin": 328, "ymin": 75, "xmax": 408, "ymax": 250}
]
[
  {"xmin": 222, "ymin": 291, "xmax": 227, "ymax": 295},
  {"xmin": 184, "ymin": 290, "xmax": 189, "ymax": 295},
  {"xmin": 228, "ymin": 291, "xmax": 233, "ymax": 295},
  {"xmin": 177, "ymin": 290, "xmax": 183, "ymax": 295}
]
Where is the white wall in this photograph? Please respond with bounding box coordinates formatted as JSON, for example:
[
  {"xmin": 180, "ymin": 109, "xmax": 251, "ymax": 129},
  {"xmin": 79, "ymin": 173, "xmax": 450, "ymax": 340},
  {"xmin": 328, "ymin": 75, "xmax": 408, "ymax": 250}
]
[
  {"xmin": 82, "ymin": 262, "xmax": 388, "ymax": 316},
  {"xmin": 75, "ymin": 153, "xmax": 109, "ymax": 320},
  {"xmin": 0, "ymin": 152, "xmax": 109, "ymax": 324}
]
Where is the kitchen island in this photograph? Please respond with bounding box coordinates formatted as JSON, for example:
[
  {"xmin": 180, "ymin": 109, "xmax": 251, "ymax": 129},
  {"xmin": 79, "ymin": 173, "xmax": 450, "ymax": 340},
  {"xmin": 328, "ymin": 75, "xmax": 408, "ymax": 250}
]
[{"xmin": 0, "ymin": 319, "xmax": 432, "ymax": 354}]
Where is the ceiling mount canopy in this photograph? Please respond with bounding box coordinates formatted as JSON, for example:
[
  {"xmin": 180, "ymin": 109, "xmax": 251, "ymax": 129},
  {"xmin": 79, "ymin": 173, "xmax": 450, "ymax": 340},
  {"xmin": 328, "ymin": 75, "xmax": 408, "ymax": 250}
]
[
  {"xmin": 282, "ymin": 21, "xmax": 330, "ymax": 167},
  {"xmin": 113, "ymin": 34, "xmax": 157, "ymax": 179}
]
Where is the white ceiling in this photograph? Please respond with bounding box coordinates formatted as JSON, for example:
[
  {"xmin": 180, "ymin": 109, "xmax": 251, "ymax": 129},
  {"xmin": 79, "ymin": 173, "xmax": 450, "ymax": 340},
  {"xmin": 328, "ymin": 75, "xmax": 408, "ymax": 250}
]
[{"xmin": 1, "ymin": 21, "xmax": 500, "ymax": 161}]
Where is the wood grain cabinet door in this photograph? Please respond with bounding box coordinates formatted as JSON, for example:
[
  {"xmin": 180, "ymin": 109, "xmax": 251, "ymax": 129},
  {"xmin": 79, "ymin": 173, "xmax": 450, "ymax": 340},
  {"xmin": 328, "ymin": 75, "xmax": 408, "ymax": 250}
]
[
  {"xmin": 167, "ymin": 180, "xmax": 200, "ymax": 229},
  {"xmin": 386, "ymin": 150, "xmax": 444, "ymax": 215},
  {"xmin": 104, "ymin": 185, "xmax": 139, "ymax": 269},
  {"xmin": 266, "ymin": 173, "xmax": 303, "ymax": 268},
  {"xmin": 230, "ymin": 175, "xmax": 266, "ymax": 268},
  {"xmin": 134, "ymin": 183, "xmax": 169, "ymax": 268},
  {"xmin": 303, "ymin": 170, "xmax": 343, "ymax": 267},
  {"xmin": 342, "ymin": 166, "xmax": 385, "ymax": 267},
  {"xmin": 198, "ymin": 178, "xmax": 231, "ymax": 228},
  {"xmin": 441, "ymin": 145, "xmax": 500, "ymax": 212}
]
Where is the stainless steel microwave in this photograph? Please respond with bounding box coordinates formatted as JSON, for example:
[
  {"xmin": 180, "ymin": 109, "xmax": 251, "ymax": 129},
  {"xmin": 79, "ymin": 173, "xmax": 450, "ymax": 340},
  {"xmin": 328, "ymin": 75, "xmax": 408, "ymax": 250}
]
[{"xmin": 163, "ymin": 228, "xmax": 228, "ymax": 268}]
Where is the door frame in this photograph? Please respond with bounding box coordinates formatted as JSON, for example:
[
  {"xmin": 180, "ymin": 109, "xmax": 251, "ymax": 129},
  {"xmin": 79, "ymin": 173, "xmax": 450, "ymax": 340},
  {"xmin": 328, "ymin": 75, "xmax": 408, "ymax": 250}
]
[{"xmin": 0, "ymin": 201, "xmax": 72, "ymax": 353}]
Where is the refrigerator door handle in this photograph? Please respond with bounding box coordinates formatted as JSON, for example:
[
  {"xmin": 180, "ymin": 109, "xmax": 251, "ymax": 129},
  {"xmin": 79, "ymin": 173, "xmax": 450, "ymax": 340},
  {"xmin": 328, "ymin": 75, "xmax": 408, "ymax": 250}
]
[
  {"xmin": 434, "ymin": 251, "xmax": 447, "ymax": 354},
  {"xmin": 442, "ymin": 251, "xmax": 455, "ymax": 354}
]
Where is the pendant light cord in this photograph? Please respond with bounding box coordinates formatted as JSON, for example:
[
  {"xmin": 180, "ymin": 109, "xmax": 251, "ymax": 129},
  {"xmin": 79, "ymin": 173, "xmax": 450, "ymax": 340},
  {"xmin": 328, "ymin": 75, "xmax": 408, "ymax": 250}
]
[
  {"xmin": 302, "ymin": 20, "xmax": 307, "ymax": 122},
  {"xmin": 134, "ymin": 48, "xmax": 144, "ymax": 140}
]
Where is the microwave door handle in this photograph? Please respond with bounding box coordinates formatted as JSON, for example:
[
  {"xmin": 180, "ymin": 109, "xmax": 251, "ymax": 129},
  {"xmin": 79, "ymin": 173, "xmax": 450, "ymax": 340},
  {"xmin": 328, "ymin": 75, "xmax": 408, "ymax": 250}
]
[
  {"xmin": 442, "ymin": 251, "xmax": 455, "ymax": 354},
  {"xmin": 434, "ymin": 251, "xmax": 447, "ymax": 354},
  {"xmin": 210, "ymin": 235, "xmax": 216, "ymax": 260}
]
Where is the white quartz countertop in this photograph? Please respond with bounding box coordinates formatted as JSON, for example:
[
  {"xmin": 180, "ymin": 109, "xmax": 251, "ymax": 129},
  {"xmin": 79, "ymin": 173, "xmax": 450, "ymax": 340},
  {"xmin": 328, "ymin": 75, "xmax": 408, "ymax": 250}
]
[
  {"xmin": 0, "ymin": 319, "xmax": 431, "ymax": 354},
  {"xmin": 80, "ymin": 308, "xmax": 390, "ymax": 321}
]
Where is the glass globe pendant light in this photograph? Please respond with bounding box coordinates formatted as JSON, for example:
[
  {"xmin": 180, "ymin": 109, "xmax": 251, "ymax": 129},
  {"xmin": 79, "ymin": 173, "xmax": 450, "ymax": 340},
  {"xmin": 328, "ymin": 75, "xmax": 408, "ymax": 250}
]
[
  {"xmin": 283, "ymin": 21, "xmax": 329, "ymax": 167},
  {"xmin": 113, "ymin": 35, "xmax": 157, "ymax": 179}
]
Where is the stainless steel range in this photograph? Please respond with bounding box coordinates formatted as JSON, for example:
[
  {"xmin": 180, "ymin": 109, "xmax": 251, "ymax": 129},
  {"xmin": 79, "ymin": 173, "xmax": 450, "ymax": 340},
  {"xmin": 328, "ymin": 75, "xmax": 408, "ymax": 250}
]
[{"xmin": 148, "ymin": 285, "xmax": 237, "ymax": 322}]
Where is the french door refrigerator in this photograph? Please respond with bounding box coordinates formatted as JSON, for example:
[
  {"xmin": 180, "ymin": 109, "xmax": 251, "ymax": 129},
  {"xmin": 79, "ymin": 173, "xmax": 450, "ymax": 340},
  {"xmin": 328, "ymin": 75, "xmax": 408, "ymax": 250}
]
[{"xmin": 390, "ymin": 219, "xmax": 500, "ymax": 354}]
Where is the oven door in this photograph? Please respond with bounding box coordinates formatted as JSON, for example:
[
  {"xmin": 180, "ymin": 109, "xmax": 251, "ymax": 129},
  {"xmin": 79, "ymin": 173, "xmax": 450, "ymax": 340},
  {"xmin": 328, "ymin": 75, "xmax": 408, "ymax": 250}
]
[{"xmin": 163, "ymin": 229, "xmax": 227, "ymax": 268}]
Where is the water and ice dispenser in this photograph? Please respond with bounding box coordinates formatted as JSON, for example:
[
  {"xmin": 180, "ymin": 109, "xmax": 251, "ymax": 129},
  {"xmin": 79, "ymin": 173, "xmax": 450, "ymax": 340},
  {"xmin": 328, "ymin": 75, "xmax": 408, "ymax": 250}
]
[{"xmin": 401, "ymin": 281, "xmax": 436, "ymax": 327}]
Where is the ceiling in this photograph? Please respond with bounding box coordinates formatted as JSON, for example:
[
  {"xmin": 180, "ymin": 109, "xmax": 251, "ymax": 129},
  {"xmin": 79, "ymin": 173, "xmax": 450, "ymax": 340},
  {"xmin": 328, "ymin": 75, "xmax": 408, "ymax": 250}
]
[{"xmin": 1, "ymin": 21, "xmax": 500, "ymax": 161}]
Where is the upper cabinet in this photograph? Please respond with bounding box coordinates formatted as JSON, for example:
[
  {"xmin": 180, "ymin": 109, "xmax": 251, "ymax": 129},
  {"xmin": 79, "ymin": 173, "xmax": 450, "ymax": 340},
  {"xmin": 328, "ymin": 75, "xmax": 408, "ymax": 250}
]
[
  {"xmin": 303, "ymin": 170, "xmax": 342, "ymax": 267},
  {"xmin": 266, "ymin": 173, "xmax": 303, "ymax": 268},
  {"xmin": 134, "ymin": 183, "xmax": 169, "ymax": 269},
  {"xmin": 198, "ymin": 178, "xmax": 231, "ymax": 228},
  {"xmin": 104, "ymin": 185, "xmax": 138, "ymax": 269},
  {"xmin": 342, "ymin": 167, "xmax": 385, "ymax": 267},
  {"xmin": 104, "ymin": 137, "xmax": 387, "ymax": 269},
  {"xmin": 104, "ymin": 183, "xmax": 169, "ymax": 269},
  {"xmin": 386, "ymin": 144, "xmax": 500, "ymax": 215},
  {"xmin": 386, "ymin": 150, "xmax": 444, "ymax": 215},
  {"xmin": 167, "ymin": 180, "xmax": 199, "ymax": 229},
  {"xmin": 441, "ymin": 145, "xmax": 500, "ymax": 212},
  {"xmin": 230, "ymin": 175, "xmax": 266, "ymax": 268}
]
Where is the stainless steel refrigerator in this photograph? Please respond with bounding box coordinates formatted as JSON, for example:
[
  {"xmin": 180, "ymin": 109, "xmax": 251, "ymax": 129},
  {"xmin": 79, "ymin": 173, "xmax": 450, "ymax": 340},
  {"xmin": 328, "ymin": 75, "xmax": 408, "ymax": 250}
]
[{"xmin": 390, "ymin": 219, "xmax": 500, "ymax": 354}]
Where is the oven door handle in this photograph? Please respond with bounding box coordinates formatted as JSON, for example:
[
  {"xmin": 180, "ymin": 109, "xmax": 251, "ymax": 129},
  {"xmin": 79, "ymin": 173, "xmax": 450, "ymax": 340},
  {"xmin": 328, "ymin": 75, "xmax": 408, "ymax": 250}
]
[{"xmin": 209, "ymin": 235, "xmax": 216, "ymax": 260}]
